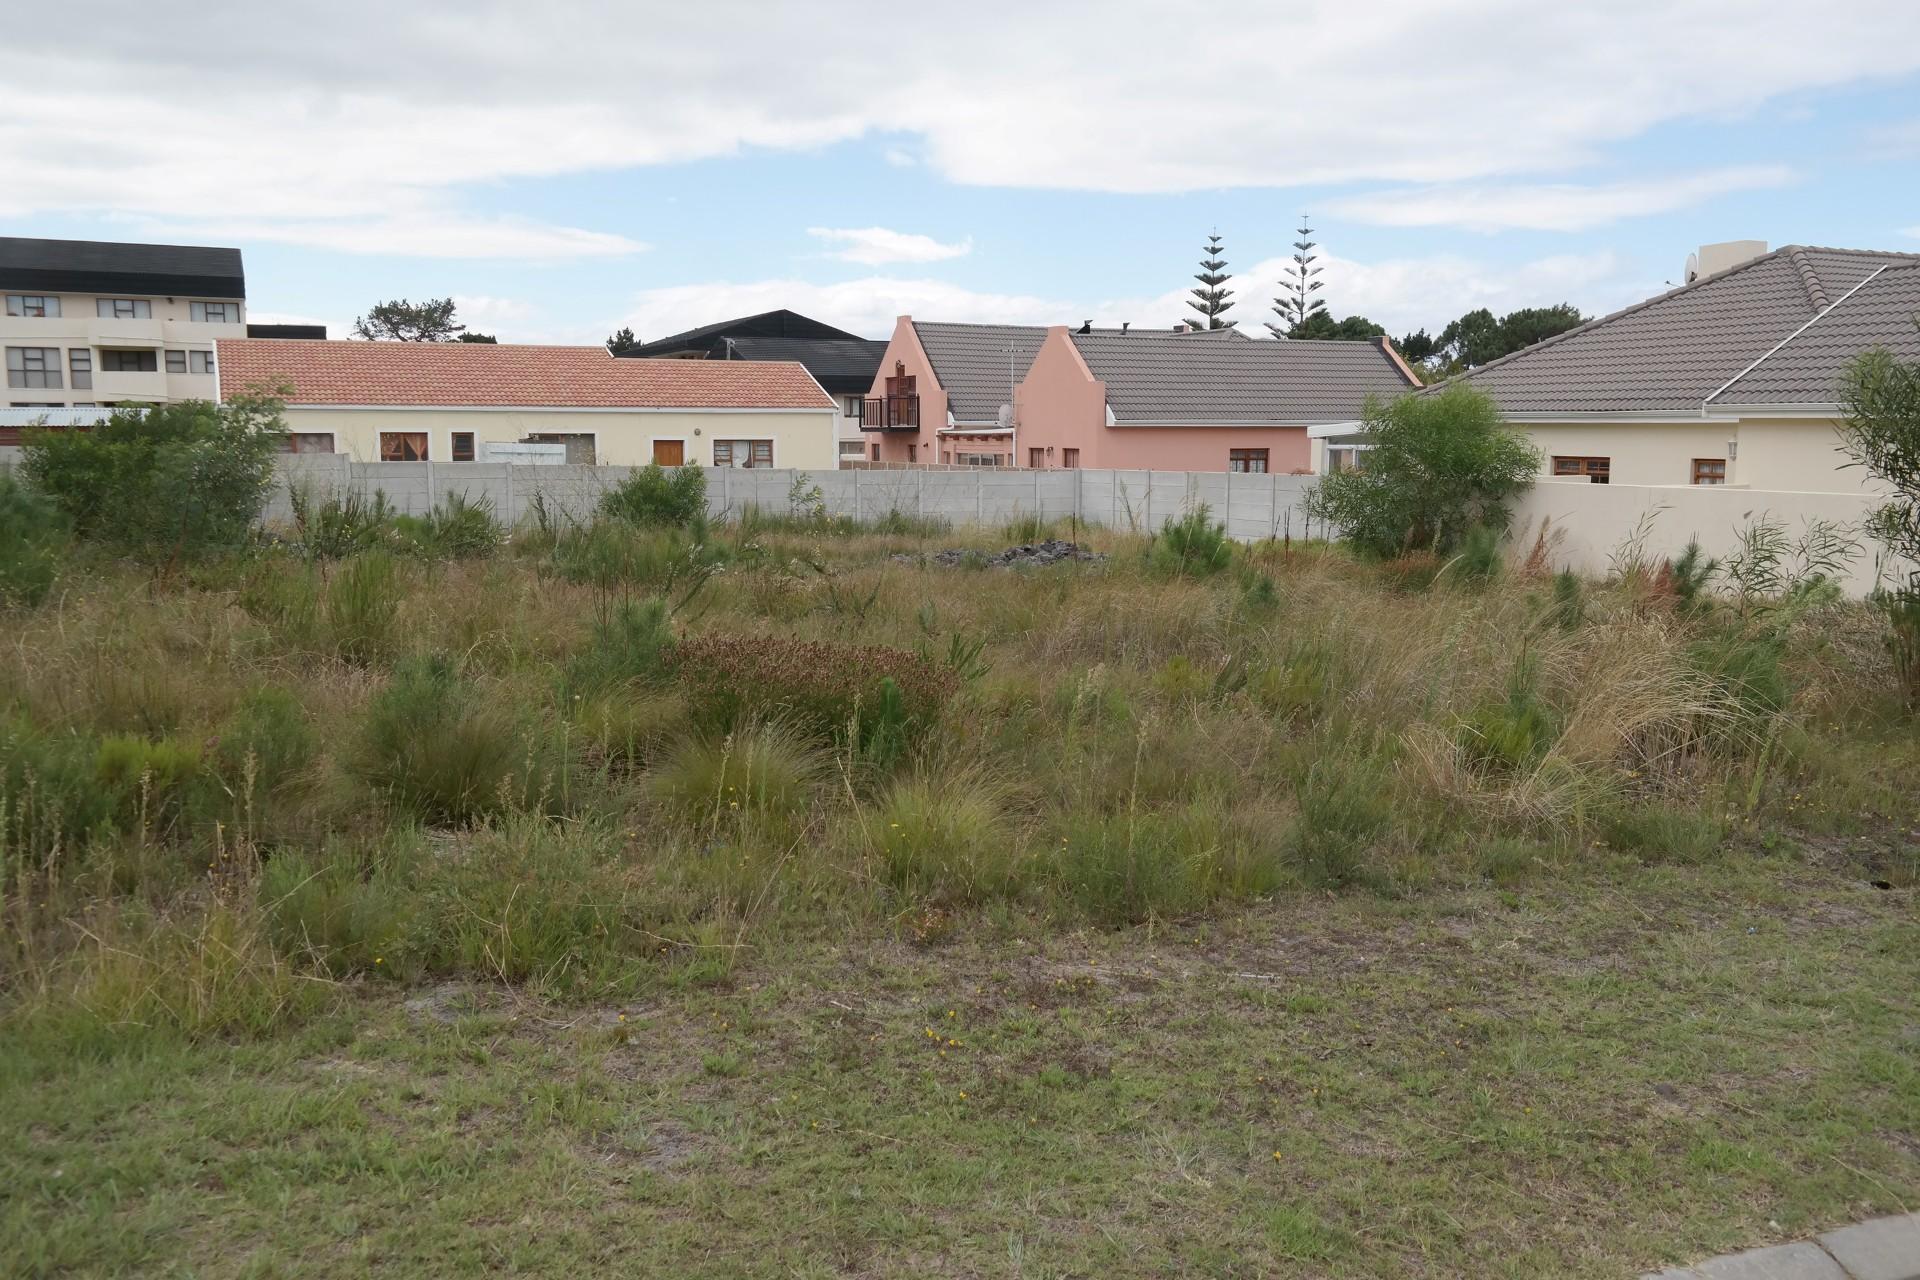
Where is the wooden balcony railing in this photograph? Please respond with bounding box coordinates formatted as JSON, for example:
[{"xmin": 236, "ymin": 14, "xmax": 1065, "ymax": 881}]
[{"xmin": 860, "ymin": 395, "xmax": 920, "ymax": 431}]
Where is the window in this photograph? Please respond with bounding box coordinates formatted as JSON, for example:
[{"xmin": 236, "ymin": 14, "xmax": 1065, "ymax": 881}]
[
  {"xmin": 871, "ymin": 444, "xmax": 880, "ymax": 462},
  {"xmin": 1062, "ymin": 448, "xmax": 1080, "ymax": 469},
  {"xmin": 838, "ymin": 439, "xmax": 867, "ymax": 458},
  {"xmin": 100, "ymin": 349, "xmax": 157, "ymax": 372},
  {"xmin": 68, "ymin": 349, "xmax": 91, "ymax": 389},
  {"xmin": 843, "ymin": 394, "xmax": 863, "ymax": 418},
  {"xmin": 379, "ymin": 431, "xmax": 429, "ymax": 461},
  {"xmin": 1029, "ymin": 447, "xmax": 1046, "ymax": 469},
  {"xmin": 190, "ymin": 350, "xmax": 215, "ymax": 375},
  {"xmin": 906, "ymin": 443, "xmax": 916, "ymax": 463},
  {"xmin": 9, "ymin": 402, "xmax": 64, "ymax": 408},
  {"xmin": 1691, "ymin": 458, "xmax": 1726, "ymax": 486},
  {"xmin": 190, "ymin": 301, "xmax": 239, "ymax": 323},
  {"xmin": 1552, "ymin": 456, "xmax": 1611, "ymax": 484},
  {"xmin": 956, "ymin": 452, "xmax": 1004, "ymax": 467},
  {"xmin": 95, "ymin": 298, "xmax": 152, "ymax": 319},
  {"xmin": 1228, "ymin": 448, "xmax": 1270, "ymax": 474},
  {"xmin": 451, "ymin": 431, "xmax": 476, "ymax": 462},
  {"xmin": 165, "ymin": 349, "xmax": 187, "ymax": 374},
  {"xmin": 5, "ymin": 295, "xmax": 59, "ymax": 318},
  {"xmin": 6, "ymin": 347, "xmax": 62, "ymax": 388},
  {"xmin": 1326, "ymin": 445, "xmax": 1363, "ymax": 474},
  {"xmin": 712, "ymin": 439, "xmax": 773, "ymax": 468},
  {"xmin": 281, "ymin": 432, "xmax": 336, "ymax": 454}
]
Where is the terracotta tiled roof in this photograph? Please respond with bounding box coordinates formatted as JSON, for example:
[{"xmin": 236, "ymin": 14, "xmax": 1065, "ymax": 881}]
[{"xmin": 215, "ymin": 339, "xmax": 834, "ymax": 409}]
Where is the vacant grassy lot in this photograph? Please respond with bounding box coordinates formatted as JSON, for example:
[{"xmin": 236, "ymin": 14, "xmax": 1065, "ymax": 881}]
[{"xmin": 2, "ymin": 495, "xmax": 1916, "ymax": 1277}]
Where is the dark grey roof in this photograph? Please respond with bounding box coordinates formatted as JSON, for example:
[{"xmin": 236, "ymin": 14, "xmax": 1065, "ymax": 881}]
[
  {"xmin": 723, "ymin": 336, "xmax": 887, "ymax": 393},
  {"xmin": 630, "ymin": 309, "xmax": 863, "ymax": 356},
  {"xmin": 1708, "ymin": 263, "xmax": 1920, "ymax": 408},
  {"xmin": 1454, "ymin": 245, "xmax": 1920, "ymax": 415},
  {"xmin": 247, "ymin": 323, "xmax": 327, "ymax": 340},
  {"xmin": 0, "ymin": 236, "xmax": 245, "ymax": 299},
  {"xmin": 1071, "ymin": 331, "xmax": 1416, "ymax": 423},
  {"xmin": 912, "ymin": 322, "xmax": 1051, "ymax": 423}
]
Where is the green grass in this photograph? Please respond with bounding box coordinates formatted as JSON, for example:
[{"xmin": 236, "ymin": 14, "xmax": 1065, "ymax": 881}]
[
  {"xmin": 2, "ymin": 506, "xmax": 1917, "ymax": 1276},
  {"xmin": 2, "ymin": 863, "xmax": 1914, "ymax": 1278}
]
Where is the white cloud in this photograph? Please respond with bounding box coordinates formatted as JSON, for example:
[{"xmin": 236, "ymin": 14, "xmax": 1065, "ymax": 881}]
[
  {"xmin": 0, "ymin": 1, "xmax": 1914, "ymax": 229},
  {"xmin": 806, "ymin": 226, "xmax": 972, "ymax": 265},
  {"xmin": 614, "ymin": 249, "xmax": 1657, "ymax": 347},
  {"xmin": 140, "ymin": 216, "xmax": 643, "ymax": 261},
  {"xmin": 1324, "ymin": 166, "xmax": 1796, "ymax": 232}
]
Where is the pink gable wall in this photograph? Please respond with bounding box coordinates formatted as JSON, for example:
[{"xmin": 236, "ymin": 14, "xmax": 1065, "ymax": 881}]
[
  {"xmin": 1012, "ymin": 325, "xmax": 1312, "ymax": 473},
  {"xmin": 863, "ymin": 316, "xmax": 947, "ymax": 464}
]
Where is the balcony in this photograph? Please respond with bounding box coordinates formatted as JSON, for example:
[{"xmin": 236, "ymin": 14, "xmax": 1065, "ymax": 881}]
[
  {"xmin": 860, "ymin": 394, "xmax": 920, "ymax": 432},
  {"xmin": 90, "ymin": 369, "xmax": 170, "ymax": 400}
]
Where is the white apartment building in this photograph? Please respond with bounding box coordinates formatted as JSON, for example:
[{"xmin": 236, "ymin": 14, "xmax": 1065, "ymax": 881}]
[{"xmin": 1, "ymin": 237, "xmax": 247, "ymax": 431}]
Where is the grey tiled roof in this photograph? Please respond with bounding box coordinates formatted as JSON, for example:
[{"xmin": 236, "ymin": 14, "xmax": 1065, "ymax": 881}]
[
  {"xmin": 1709, "ymin": 263, "xmax": 1920, "ymax": 407},
  {"xmin": 912, "ymin": 323, "xmax": 1050, "ymax": 423},
  {"xmin": 1071, "ymin": 331, "xmax": 1415, "ymax": 423},
  {"xmin": 1455, "ymin": 246, "xmax": 1920, "ymax": 415}
]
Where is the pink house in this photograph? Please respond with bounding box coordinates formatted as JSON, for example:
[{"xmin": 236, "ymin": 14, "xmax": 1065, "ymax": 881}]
[
  {"xmin": 860, "ymin": 318, "xmax": 1049, "ymax": 466},
  {"xmin": 1013, "ymin": 326, "xmax": 1420, "ymax": 473}
]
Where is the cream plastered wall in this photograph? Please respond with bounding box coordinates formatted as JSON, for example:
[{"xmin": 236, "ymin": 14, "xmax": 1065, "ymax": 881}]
[
  {"xmin": 1514, "ymin": 422, "xmax": 1741, "ymax": 487},
  {"xmin": 2, "ymin": 290, "xmax": 242, "ymax": 406},
  {"xmin": 1724, "ymin": 418, "xmax": 1876, "ymax": 495},
  {"xmin": 277, "ymin": 406, "xmax": 840, "ymax": 469}
]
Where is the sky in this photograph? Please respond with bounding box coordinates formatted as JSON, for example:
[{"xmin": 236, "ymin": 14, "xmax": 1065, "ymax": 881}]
[{"xmin": 5, "ymin": 1, "xmax": 1920, "ymax": 347}]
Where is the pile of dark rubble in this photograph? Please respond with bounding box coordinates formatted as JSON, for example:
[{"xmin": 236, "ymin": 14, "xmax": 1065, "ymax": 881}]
[{"xmin": 892, "ymin": 539, "xmax": 1107, "ymax": 569}]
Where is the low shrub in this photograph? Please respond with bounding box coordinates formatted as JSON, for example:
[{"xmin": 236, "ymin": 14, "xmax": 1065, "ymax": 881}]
[
  {"xmin": 352, "ymin": 655, "xmax": 557, "ymax": 825},
  {"xmin": 288, "ymin": 484, "xmax": 396, "ymax": 559},
  {"xmin": 1151, "ymin": 506, "xmax": 1233, "ymax": 578},
  {"xmin": 650, "ymin": 721, "xmax": 826, "ymax": 828},
  {"xmin": 390, "ymin": 490, "xmax": 503, "ymax": 560},
  {"xmin": 550, "ymin": 521, "xmax": 723, "ymax": 595},
  {"xmin": 0, "ymin": 467, "xmax": 71, "ymax": 608},
  {"xmin": 1055, "ymin": 810, "xmax": 1207, "ymax": 924},
  {"xmin": 213, "ymin": 687, "xmax": 317, "ymax": 801},
  {"xmin": 1442, "ymin": 524, "xmax": 1503, "ymax": 585},
  {"xmin": 262, "ymin": 841, "xmax": 416, "ymax": 976},
  {"xmin": 866, "ymin": 775, "xmax": 1023, "ymax": 906},
  {"xmin": 93, "ymin": 734, "xmax": 207, "ymax": 834},
  {"xmin": 565, "ymin": 597, "xmax": 673, "ymax": 698},
  {"xmin": 326, "ymin": 552, "xmax": 402, "ymax": 664},
  {"xmin": 1601, "ymin": 805, "xmax": 1723, "ymax": 864},
  {"xmin": 1, "ymin": 715, "xmax": 118, "ymax": 859},
  {"xmin": 1457, "ymin": 666, "xmax": 1560, "ymax": 774},
  {"xmin": 573, "ymin": 691, "xmax": 687, "ymax": 769},
  {"xmin": 671, "ymin": 633, "xmax": 958, "ymax": 752},
  {"xmin": 1284, "ymin": 757, "xmax": 1394, "ymax": 888},
  {"xmin": 600, "ymin": 462, "xmax": 707, "ymax": 529},
  {"xmin": 1881, "ymin": 589, "xmax": 1920, "ymax": 709}
]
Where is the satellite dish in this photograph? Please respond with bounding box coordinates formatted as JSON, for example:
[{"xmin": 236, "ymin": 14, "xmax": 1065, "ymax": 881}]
[
  {"xmin": 1684, "ymin": 252, "xmax": 1701, "ymax": 285},
  {"xmin": 997, "ymin": 404, "xmax": 1013, "ymax": 428}
]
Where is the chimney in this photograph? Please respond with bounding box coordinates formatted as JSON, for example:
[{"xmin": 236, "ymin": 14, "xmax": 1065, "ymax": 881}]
[{"xmin": 1685, "ymin": 240, "xmax": 1767, "ymax": 284}]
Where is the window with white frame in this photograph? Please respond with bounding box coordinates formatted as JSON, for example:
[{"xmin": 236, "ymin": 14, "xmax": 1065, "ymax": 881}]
[
  {"xmin": 68, "ymin": 349, "xmax": 91, "ymax": 389},
  {"xmin": 189, "ymin": 301, "xmax": 240, "ymax": 323},
  {"xmin": 6, "ymin": 347, "xmax": 62, "ymax": 388},
  {"xmin": 165, "ymin": 349, "xmax": 187, "ymax": 374},
  {"xmin": 96, "ymin": 298, "xmax": 152, "ymax": 319},
  {"xmin": 5, "ymin": 294, "xmax": 59, "ymax": 318},
  {"xmin": 190, "ymin": 350, "xmax": 215, "ymax": 374},
  {"xmin": 955, "ymin": 452, "xmax": 1004, "ymax": 467}
]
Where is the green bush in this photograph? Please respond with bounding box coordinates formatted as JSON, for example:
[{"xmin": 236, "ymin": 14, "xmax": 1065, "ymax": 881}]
[
  {"xmin": 288, "ymin": 484, "xmax": 395, "ymax": 559},
  {"xmin": 326, "ymin": 552, "xmax": 402, "ymax": 664},
  {"xmin": 565, "ymin": 597, "xmax": 673, "ymax": 698},
  {"xmin": 0, "ymin": 467, "xmax": 71, "ymax": 607},
  {"xmin": 93, "ymin": 734, "xmax": 206, "ymax": 832},
  {"xmin": 1, "ymin": 715, "xmax": 117, "ymax": 859},
  {"xmin": 402, "ymin": 490, "xmax": 502, "ymax": 560},
  {"xmin": 353, "ymin": 655, "xmax": 555, "ymax": 825},
  {"xmin": 213, "ymin": 687, "xmax": 316, "ymax": 799},
  {"xmin": 1304, "ymin": 384, "xmax": 1540, "ymax": 556},
  {"xmin": 262, "ymin": 843, "xmax": 416, "ymax": 976},
  {"xmin": 1151, "ymin": 506, "xmax": 1233, "ymax": 577},
  {"xmin": 1457, "ymin": 666, "xmax": 1560, "ymax": 773},
  {"xmin": 21, "ymin": 394, "xmax": 285, "ymax": 565},
  {"xmin": 1055, "ymin": 811, "xmax": 1208, "ymax": 925},
  {"xmin": 1284, "ymin": 758, "xmax": 1393, "ymax": 888},
  {"xmin": 600, "ymin": 462, "xmax": 707, "ymax": 529},
  {"xmin": 550, "ymin": 521, "xmax": 723, "ymax": 594}
]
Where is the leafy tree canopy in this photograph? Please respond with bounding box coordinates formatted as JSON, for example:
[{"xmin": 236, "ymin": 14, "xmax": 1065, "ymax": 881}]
[
  {"xmin": 20, "ymin": 393, "xmax": 287, "ymax": 567},
  {"xmin": 1840, "ymin": 344, "xmax": 1920, "ymax": 578},
  {"xmin": 353, "ymin": 297, "xmax": 466, "ymax": 342},
  {"xmin": 1303, "ymin": 384, "xmax": 1541, "ymax": 556},
  {"xmin": 1287, "ymin": 312, "xmax": 1385, "ymax": 341},
  {"xmin": 606, "ymin": 326, "xmax": 643, "ymax": 356},
  {"xmin": 456, "ymin": 332, "xmax": 498, "ymax": 344},
  {"xmin": 1398, "ymin": 304, "xmax": 1585, "ymax": 377}
]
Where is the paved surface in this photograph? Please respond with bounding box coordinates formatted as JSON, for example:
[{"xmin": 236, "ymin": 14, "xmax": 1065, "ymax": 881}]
[{"xmin": 1644, "ymin": 1214, "xmax": 1920, "ymax": 1280}]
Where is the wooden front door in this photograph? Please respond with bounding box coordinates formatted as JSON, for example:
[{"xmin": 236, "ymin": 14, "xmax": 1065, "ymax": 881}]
[{"xmin": 652, "ymin": 439, "xmax": 685, "ymax": 466}]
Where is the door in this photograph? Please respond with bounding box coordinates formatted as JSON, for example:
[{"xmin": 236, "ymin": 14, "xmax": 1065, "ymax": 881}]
[{"xmin": 652, "ymin": 439, "xmax": 684, "ymax": 466}]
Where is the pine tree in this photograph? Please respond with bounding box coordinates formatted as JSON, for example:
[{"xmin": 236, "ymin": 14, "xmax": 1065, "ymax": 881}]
[
  {"xmin": 1186, "ymin": 232, "xmax": 1236, "ymax": 329},
  {"xmin": 1268, "ymin": 218, "xmax": 1328, "ymax": 338}
]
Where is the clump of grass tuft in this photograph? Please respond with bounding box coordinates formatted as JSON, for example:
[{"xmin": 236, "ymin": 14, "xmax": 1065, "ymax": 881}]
[
  {"xmin": 650, "ymin": 721, "xmax": 826, "ymax": 829},
  {"xmin": 352, "ymin": 655, "xmax": 558, "ymax": 825},
  {"xmin": 1600, "ymin": 804, "xmax": 1724, "ymax": 864},
  {"xmin": 865, "ymin": 773, "xmax": 1024, "ymax": 906},
  {"xmin": 565, "ymin": 596, "xmax": 674, "ymax": 699},
  {"xmin": 1284, "ymin": 756, "xmax": 1394, "ymax": 888},
  {"xmin": 326, "ymin": 552, "xmax": 402, "ymax": 664}
]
